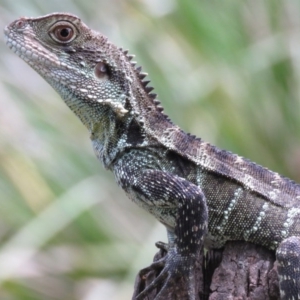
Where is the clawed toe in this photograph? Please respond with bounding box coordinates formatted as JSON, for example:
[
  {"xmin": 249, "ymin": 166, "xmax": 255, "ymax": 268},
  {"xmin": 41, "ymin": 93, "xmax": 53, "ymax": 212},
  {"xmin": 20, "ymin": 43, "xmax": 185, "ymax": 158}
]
[
  {"xmin": 138, "ymin": 257, "xmax": 166, "ymax": 278},
  {"xmin": 136, "ymin": 271, "xmax": 169, "ymax": 300},
  {"xmin": 155, "ymin": 241, "xmax": 169, "ymax": 252}
]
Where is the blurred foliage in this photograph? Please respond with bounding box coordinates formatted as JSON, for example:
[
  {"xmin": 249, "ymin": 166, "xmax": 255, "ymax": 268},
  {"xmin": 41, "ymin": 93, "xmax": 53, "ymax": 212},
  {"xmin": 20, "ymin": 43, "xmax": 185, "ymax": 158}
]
[{"xmin": 1, "ymin": 0, "xmax": 300, "ymax": 299}]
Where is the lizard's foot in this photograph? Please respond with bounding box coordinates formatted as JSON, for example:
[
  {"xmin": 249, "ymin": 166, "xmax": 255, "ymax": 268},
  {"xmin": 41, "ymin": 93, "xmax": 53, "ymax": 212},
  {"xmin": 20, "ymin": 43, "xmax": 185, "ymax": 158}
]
[
  {"xmin": 276, "ymin": 236, "xmax": 300, "ymax": 300},
  {"xmin": 135, "ymin": 248, "xmax": 197, "ymax": 300}
]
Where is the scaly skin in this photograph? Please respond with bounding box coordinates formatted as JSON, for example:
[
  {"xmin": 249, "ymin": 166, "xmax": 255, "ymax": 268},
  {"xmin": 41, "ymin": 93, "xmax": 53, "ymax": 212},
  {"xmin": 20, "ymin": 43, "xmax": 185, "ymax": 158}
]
[{"xmin": 5, "ymin": 13, "xmax": 300, "ymax": 299}]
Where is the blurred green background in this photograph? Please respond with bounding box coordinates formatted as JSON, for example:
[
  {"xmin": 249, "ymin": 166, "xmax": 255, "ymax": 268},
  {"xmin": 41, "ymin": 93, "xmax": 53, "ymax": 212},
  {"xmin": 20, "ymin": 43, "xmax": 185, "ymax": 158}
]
[{"xmin": 1, "ymin": 0, "xmax": 300, "ymax": 299}]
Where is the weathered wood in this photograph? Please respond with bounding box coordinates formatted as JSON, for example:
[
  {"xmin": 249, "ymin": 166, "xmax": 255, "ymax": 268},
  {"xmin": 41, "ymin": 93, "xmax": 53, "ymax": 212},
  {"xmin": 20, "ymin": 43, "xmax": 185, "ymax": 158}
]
[{"xmin": 133, "ymin": 241, "xmax": 280, "ymax": 300}]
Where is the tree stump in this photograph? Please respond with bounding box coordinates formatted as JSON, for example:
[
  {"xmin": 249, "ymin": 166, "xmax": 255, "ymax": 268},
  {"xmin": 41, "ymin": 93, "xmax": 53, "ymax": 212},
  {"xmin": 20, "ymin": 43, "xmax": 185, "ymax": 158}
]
[{"xmin": 132, "ymin": 241, "xmax": 280, "ymax": 300}]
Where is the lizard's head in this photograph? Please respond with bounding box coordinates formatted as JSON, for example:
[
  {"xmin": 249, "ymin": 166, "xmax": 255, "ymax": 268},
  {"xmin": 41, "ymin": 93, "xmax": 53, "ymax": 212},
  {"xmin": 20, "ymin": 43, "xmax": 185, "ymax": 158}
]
[{"xmin": 4, "ymin": 13, "xmax": 147, "ymax": 127}]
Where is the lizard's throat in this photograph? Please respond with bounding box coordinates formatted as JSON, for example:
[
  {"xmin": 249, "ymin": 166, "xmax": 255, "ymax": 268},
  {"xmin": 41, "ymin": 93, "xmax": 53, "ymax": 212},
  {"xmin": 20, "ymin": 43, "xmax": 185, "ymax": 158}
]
[
  {"xmin": 50, "ymin": 80, "xmax": 99, "ymax": 130},
  {"xmin": 65, "ymin": 91, "xmax": 122, "ymax": 168},
  {"xmin": 90, "ymin": 118, "xmax": 121, "ymax": 169}
]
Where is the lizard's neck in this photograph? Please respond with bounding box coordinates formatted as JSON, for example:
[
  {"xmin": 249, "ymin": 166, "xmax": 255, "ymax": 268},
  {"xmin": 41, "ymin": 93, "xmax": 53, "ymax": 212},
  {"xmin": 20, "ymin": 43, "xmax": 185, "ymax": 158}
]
[
  {"xmin": 61, "ymin": 88, "xmax": 126, "ymax": 169},
  {"xmin": 90, "ymin": 112, "xmax": 122, "ymax": 169}
]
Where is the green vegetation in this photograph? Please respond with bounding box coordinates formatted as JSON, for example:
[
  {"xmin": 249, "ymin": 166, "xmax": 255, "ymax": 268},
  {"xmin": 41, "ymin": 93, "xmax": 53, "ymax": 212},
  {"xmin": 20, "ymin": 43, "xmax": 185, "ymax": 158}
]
[{"xmin": 1, "ymin": 0, "xmax": 300, "ymax": 299}]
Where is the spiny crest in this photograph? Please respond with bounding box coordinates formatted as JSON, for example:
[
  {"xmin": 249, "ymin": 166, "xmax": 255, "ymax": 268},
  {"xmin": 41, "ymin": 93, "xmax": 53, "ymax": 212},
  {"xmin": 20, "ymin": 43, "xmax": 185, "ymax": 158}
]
[{"xmin": 121, "ymin": 48, "xmax": 168, "ymax": 115}]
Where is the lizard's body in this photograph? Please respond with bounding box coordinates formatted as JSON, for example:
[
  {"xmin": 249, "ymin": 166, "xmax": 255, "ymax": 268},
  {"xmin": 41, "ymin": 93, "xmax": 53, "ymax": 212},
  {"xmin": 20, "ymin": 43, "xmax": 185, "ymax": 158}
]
[{"xmin": 4, "ymin": 13, "xmax": 300, "ymax": 300}]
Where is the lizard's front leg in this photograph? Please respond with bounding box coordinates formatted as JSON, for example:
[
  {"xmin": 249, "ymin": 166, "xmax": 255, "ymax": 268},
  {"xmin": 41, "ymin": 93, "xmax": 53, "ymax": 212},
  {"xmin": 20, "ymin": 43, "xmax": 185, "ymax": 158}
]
[{"xmin": 114, "ymin": 161, "xmax": 208, "ymax": 300}]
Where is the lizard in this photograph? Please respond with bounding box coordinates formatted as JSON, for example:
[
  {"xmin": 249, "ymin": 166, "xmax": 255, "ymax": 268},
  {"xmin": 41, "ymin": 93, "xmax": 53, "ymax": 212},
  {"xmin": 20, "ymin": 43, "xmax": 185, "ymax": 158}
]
[{"xmin": 4, "ymin": 12, "xmax": 300, "ymax": 300}]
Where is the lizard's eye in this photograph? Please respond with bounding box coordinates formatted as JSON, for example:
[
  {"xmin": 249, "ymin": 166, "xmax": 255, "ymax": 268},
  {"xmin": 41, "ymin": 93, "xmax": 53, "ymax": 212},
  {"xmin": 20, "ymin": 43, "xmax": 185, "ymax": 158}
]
[
  {"xmin": 95, "ymin": 62, "xmax": 109, "ymax": 79},
  {"xmin": 49, "ymin": 22, "xmax": 77, "ymax": 43}
]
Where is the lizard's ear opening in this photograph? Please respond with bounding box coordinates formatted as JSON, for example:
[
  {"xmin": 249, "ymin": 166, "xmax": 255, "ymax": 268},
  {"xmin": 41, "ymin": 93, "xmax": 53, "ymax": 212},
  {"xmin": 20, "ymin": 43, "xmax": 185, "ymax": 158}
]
[
  {"xmin": 48, "ymin": 21, "xmax": 77, "ymax": 44},
  {"xmin": 95, "ymin": 62, "xmax": 110, "ymax": 79}
]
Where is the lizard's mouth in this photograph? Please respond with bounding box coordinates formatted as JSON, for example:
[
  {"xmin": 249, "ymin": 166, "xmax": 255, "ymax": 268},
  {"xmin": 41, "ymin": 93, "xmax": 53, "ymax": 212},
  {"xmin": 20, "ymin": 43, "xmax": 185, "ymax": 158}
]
[{"xmin": 4, "ymin": 20, "xmax": 61, "ymax": 69}]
